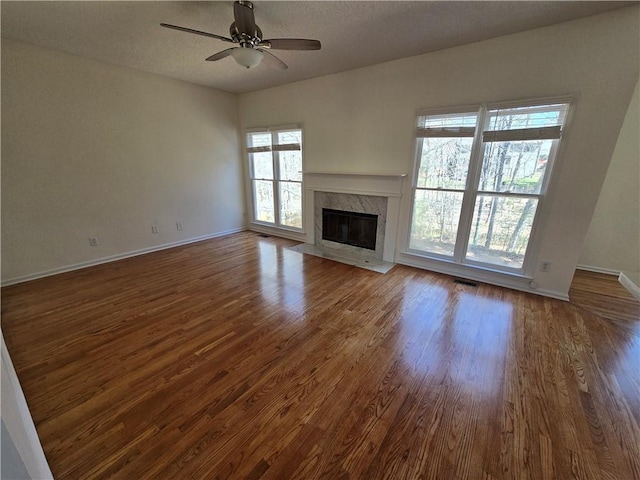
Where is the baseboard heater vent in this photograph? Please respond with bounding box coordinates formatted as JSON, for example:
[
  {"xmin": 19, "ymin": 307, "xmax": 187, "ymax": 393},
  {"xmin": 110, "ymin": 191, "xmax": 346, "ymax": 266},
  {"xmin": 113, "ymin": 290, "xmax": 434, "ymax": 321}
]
[{"xmin": 453, "ymin": 278, "xmax": 478, "ymax": 287}]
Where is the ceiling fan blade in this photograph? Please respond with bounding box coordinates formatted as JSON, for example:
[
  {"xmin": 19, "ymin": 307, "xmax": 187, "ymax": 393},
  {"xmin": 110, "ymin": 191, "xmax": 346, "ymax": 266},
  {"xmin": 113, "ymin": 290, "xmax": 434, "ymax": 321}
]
[
  {"xmin": 234, "ymin": 1, "xmax": 257, "ymax": 36},
  {"xmin": 161, "ymin": 23, "xmax": 234, "ymax": 43},
  {"xmin": 257, "ymin": 49, "xmax": 288, "ymax": 70},
  {"xmin": 259, "ymin": 39, "xmax": 321, "ymax": 51},
  {"xmin": 205, "ymin": 48, "xmax": 236, "ymax": 62}
]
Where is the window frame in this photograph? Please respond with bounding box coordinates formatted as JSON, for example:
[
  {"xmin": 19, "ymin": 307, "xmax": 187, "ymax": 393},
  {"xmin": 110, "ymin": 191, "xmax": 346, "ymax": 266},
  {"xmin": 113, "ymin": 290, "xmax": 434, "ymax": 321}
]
[
  {"xmin": 246, "ymin": 125, "xmax": 304, "ymax": 233},
  {"xmin": 407, "ymin": 97, "xmax": 572, "ymax": 276},
  {"xmin": 409, "ymin": 105, "xmax": 483, "ymax": 262}
]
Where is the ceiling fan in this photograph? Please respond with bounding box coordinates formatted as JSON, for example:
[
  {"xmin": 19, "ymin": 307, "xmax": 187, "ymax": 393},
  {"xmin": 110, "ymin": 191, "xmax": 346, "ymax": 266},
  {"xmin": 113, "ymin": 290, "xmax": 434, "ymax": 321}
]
[{"xmin": 161, "ymin": 1, "xmax": 321, "ymax": 70}]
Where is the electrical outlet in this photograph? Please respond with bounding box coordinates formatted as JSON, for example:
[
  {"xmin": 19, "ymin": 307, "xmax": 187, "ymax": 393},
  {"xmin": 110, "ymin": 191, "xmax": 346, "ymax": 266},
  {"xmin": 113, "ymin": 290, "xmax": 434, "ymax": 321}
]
[
  {"xmin": 176, "ymin": 222, "xmax": 183, "ymax": 231},
  {"xmin": 89, "ymin": 237, "xmax": 99, "ymax": 247},
  {"xmin": 151, "ymin": 225, "xmax": 159, "ymax": 234},
  {"xmin": 539, "ymin": 261, "xmax": 551, "ymax": 272}
]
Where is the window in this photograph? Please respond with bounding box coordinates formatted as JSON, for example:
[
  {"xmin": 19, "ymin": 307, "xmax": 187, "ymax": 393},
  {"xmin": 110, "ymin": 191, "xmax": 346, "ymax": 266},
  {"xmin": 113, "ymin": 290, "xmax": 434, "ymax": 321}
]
[
  {"xmin": 409, "ymin": 100, "xmax": 570, "ymax": 273},
  {"xmin": 247, "ymin": 127, "xmax": 304, "ymax": 230}
]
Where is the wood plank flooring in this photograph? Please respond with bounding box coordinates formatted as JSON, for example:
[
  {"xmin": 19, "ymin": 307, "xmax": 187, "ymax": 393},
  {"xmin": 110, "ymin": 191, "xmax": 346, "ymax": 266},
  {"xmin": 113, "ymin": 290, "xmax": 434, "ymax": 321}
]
[
  {"xmin": 569, "ymin": 269, "xmax": 640, "ymax": 326},
  {"xmin": 2, "ymin": 232, "xmax": 639, "ymax": 479}
]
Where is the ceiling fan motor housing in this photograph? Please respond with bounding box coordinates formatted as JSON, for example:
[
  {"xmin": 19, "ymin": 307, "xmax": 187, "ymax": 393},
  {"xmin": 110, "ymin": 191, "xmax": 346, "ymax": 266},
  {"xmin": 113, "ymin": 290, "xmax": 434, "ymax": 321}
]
[{"xmin": 230, "ymin": 22, "xmax": 263, "ymax": 48}]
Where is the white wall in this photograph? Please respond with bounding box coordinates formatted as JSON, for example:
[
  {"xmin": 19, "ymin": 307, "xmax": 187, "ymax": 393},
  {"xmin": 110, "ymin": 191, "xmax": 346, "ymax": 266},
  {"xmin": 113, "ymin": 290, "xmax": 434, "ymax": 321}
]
[
  {"xmin": 578, "ymin": 79, "xmax": 640, "ymax": 274},
  {"xmin": 1, "ymin": 38, "xmax": 246, "ymax": 283},
  {"xmin": 238, "ymin": 6, "xmax": 639, "ymax": 298}
]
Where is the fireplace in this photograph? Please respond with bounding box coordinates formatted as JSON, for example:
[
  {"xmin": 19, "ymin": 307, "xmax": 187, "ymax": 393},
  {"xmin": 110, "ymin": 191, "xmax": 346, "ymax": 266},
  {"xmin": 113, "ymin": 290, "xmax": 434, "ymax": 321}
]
[
  {"xmin": 322, "ymin": 209, "xmax": 378, "ymax": 250},
  {"xmin": 303, "ymin": 172, "xmax": 407, "ymax": 264},
  {"xmin": 314, "ymin": 191, "xmax": 387, "ymax": 261}
]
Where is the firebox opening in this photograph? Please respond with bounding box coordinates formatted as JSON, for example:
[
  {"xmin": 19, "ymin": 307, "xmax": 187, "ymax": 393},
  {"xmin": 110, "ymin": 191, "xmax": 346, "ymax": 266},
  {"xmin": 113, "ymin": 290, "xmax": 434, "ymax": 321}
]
[{"xmin": 322, "ymin": 208, "xmax": 378, "ymax": 251}]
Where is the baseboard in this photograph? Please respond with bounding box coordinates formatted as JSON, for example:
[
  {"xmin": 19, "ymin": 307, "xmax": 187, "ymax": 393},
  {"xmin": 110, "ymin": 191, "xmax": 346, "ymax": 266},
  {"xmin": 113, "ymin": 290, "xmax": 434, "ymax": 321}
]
[
  {"xmin": 618, "ymin": 272, "xmax": 640, "ymax": 301},
  {"xmin": 248, "ymin": 223, "xmax": 306, "ymax": 243},
  {"xmin": 396, "ymin": 254, "xmax": 570, "ymax": 301},
  {"xmin": 1, "ymin": 227, "xmax": 246, "ymax": 287},
  {"xmin": 535, "ymin": 288, "xmax": 571, "ymax": 302},
  {"xmin": 576, "ymin": 264, "xmax": 621, "ymax": 276}
]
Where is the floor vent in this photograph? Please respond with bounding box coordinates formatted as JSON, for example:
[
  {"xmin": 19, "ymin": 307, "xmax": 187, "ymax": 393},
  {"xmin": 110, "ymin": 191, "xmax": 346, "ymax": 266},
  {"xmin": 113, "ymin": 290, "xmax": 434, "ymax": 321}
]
[
  {"xmin": 454, "ymin": 278, "xmax": 478, "ymax": 287},
  {"xmin": 258, "ymin": 234, "xmax": 270, "ymax": 238}
]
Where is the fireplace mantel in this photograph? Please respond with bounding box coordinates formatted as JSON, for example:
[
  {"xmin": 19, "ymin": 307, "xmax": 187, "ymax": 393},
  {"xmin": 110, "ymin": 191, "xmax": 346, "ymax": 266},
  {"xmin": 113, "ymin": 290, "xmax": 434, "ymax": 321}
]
[
  {"xmin": 303, "ymin": 171, "xmax": 407, "ymax": 263},
  {"xmin": 304, "ymin": 171, "xmax": 406, "ymax": 198}
]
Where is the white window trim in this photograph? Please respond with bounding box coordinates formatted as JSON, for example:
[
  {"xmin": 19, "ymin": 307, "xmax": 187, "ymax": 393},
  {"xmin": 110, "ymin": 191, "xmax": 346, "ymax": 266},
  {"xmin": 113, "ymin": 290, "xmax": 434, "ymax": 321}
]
[
  {"xmin": 245, "ymin": 124, "xmax": 305, "ymax": 233},
  {"xmin": 405, "ymin": 96, "xmax": 573, "ymax": 278}
]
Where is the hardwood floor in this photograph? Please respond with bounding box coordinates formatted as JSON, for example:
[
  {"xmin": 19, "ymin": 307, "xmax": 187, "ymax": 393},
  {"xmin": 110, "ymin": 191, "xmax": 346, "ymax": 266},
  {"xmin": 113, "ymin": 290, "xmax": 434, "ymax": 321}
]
[
  {"xmin": 569, "ymin": 269, "xmax": 640, "ymax": 326},
  {"xmin": 2, "ymin": 232, "xmax": 639, "ymax": 479}
]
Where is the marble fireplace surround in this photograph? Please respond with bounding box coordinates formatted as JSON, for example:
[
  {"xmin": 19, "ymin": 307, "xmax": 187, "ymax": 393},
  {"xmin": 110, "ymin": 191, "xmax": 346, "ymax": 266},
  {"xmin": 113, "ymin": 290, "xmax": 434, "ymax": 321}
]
[
  {"xmin": 303, "ymin": 172, "xmax": 406, "ymax": 263},
  {"xmin": 315, "ymin": 192, "xmax": 387, "ymax": 261}
]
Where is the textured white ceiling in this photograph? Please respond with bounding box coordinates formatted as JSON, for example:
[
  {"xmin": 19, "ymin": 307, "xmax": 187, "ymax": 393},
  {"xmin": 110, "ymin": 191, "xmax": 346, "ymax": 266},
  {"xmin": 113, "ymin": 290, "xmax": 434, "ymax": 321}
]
[{"xmin": 1, "ymin": 1, "xmax": 634, "ymax": 94}]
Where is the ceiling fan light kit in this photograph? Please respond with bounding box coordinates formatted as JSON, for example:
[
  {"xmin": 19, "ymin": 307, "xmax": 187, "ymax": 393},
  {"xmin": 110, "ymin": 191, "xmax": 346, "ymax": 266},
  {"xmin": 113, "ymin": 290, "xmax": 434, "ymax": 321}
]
[
  {"xmin": 161, "ymin": 0, "xmax": 321, "ymax": 70},
  {"xmin": 231, "ymin": 46, "xmax": 264, "ymax": 69}
]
